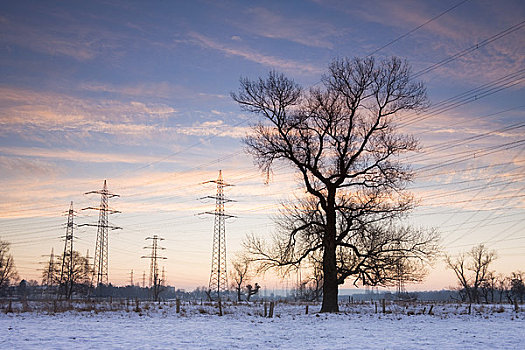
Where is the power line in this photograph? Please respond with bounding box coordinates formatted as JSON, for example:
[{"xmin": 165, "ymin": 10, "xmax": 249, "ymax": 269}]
[
  {"xmin": 413, "ymin": 19, "xmax": 525, "ymax": 78},
  {"xmin": 367, "ymin": 0, "xmax": 471, "ymax": 56}
]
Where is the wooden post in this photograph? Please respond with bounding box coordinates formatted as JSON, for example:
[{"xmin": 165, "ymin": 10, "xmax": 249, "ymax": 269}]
[
  {"xmin": 176, "ymin": 299, "xmax": 181, "ymax": 313},
  {"xmin": 428, "ymin": 305, "xmax": 434, "ymax": 315},
  {"xmin": 264, "ymin": 302, "xmax": 267, "ymax": 317},
  {"xmin": 382, "ymin": 299, "xmax": 386, "ymax": 314},
  {"xmin": 305, "ymin": 304, "xmax": 309, "ymax": 315},
  {"xmin": 374, "ymin": 301, "xmax": 378, "ymax": 314},
  {"xmin": 218, "ymin": 300, "xmax": 223, "ymax": 316},
  {"xmin": 468, "ymin": 304, "xmax": 471, "ymax": 315},
  {"xmin": 268, "ymin": 301, "xmax": 274, "ymax": 318}
]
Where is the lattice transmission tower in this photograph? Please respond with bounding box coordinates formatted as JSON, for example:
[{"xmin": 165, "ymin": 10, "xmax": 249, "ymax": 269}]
[
  {"xmin": 82, "ymin": 180, "xmax": 121, "ymax": 286},
  {"xmin": 141, "ymin": 235, "xmax": 166, "ymax": 301},
  {"xmin": 58, "ymin": 201, "xmax": 76, "ymax": 299},
  {"xmin": 200, "ymin": 170, "xmax": 235, "ymax": 300},
  {"xmin": 42, "ymin": 248, "xmax": 56, "ymax": 288}
]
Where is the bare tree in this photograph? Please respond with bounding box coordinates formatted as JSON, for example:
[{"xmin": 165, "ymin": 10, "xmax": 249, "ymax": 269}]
[
  {"xmin": 230, "ymin": 255, "xmax": 251, "ymax": 302},
  {"xmin": 233, "ymin": 56, "xmax": 439, "ymax": 312},
  {"xmin": 58, "ymin": 251, "xmax": 93, "ymax": 299},
  {"xmin": 510, "ymin": 271, "xmax": 524, "ymax": 304},
  {"xmin": 0, "ymin": 240, "xmax": 18, "ymax": 292},
  {"xmin": 245, "ymin": 283, "xmax": 260, "ymax": 301},
  {"xmin": 446, "ymin": 244, "xmax": 497, "ymax": 304},
  {"xmin": 480, "ymin": 271, "xmax": 498, "ymax": 303}
]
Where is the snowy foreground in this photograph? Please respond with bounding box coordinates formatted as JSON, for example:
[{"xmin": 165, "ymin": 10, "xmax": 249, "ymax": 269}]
[{"xmin": 1, "ymin": 301, "xmax": 524, "ymax": 349}]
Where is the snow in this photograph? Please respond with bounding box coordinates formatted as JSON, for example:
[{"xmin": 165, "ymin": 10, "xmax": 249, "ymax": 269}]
[{"xmin": 1, "ymin": 302, "xmax": 524, "ymax": 349}]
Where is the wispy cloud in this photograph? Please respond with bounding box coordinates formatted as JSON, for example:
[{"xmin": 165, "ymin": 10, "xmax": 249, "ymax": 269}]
[
  {"xmin": 234, "ymin": 7, "xmax": 339, "ymax": 49},
  {"xmin": 0, "ymin": 147, "xmax": 175, "ymax": 165},
  {"xmin": 80, "ymin": 81, "xmax": 197, "ymax": 101},
  {"xmin": 0, "ymin": 87, "xmax": 177, "ymax": 140},
  {"xmin": 177, "ymin": 120, "xmax": 247, "ymax": 139},
  {"xmin": 188, "ymin": 32, "xmax": 322, "ymax": 75}
]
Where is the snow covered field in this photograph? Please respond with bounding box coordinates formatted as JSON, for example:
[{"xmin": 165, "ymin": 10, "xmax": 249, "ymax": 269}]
[{"xmin": 1, "ymin": 301, "xmax": 524, "ymax": 349}]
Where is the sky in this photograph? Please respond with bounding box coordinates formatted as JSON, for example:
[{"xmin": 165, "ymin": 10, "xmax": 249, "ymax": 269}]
[{"xmin": 1, "ymin": 0, "xmax": 524, "ymax": 292}]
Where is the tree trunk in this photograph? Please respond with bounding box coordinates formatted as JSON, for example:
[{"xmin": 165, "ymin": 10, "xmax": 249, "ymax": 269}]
[{"xmin": 321, "ymin": 195, "xmax": 339, "ymax": 313}]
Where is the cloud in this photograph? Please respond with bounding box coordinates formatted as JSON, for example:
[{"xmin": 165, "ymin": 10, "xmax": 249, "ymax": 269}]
[
  {"xmin": 80, "ymin": 81, "xmax": 197, "ymax": 101},
  {"xmin": 2, "ymin": 18, "xmax": 104, "ymax": 61},
  {"xmin": 188, "ymin": 32, "xmax": 322, "ymax": 75},
  {"xmin": 0, "ymin": 155, "xmax": 58, "ymax": 178},
  {"xmin": 177, "ymin": 120, "xmax": 248, "ymax": 139},
  {"xmin": 0, "ymin": 147, "xmax": 175, "ymax": 165},
  {"xmin": 0, "ymin": 87, "xmax": 178, "ymax": 139},
  {"xmin": 236, "ymin": 7, "xmax": 338, "ymax": 49}
]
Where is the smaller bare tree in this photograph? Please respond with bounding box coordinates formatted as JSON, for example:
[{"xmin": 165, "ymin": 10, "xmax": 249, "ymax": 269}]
[
  {"xmin": 230, "ymin": 255, "xmax": 251, "ymax": 302},
  {"xmin": 510, "ymin": 271, "xmax": 524, "ymax": 304},
  {"xmin": 0, "ymin": 240, "xmax": 18, "ymax": 292},
  {"xmin": 245, "ymin": 283, "xmax": 260, "ymax": 301},
  {"xmin": 58, "ymin": 251, "xmax": 93, "ymax": 299},
  {"xmin": 480, "ymin": 271, "xmax": 498, "ymax": 303},
  {"xmin": 446, "ymin": 244, "xmax": 496, "ymax": 304}
]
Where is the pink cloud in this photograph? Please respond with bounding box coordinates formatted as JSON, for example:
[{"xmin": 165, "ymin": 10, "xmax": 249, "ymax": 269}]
[{"xmin": 188, "ymin": 32, "xmax": 322, "ymax": 75}]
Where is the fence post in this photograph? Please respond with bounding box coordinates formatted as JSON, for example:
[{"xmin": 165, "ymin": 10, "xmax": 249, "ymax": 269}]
[
  {"xmin": 268, "ymin": 301, "xmax": 274, "ymax": 318},
  {"xmin": 176, "ymin": 299, "xmax": 181, "ymax": 313}
]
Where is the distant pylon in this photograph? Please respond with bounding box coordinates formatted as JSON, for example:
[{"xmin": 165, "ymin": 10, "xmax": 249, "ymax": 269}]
[
  {"xmin": 42, "ymin": 248, "xmax": 55, "ymax": 287},
  {"xmin": 130, "ymin": 269, "xmax": 134, "ymax": 286},
  {"xmin": 141, "ymin": 235, "xmax": 166, "ymax": 301},
  {"xmin": 59, "ymin": 201, "xmax": 76, "ymax": 299},
  {"xmin": 161, "ymin": 266, "xmax": 166, "ymax": 286},
  {"xmin": 200, "ymin": 170, "xmax": 235, "ymax": 300},
  {"xmin": 82, "ymin": 180, "xmax": 121, "ymax": 286},
  {"xmin": 142, "ymin": 271, "xmax": 146, "ymax": 288}
]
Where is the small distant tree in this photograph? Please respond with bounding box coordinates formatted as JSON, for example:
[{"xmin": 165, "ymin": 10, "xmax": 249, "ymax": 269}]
[
  {"xmin": 480, "ymin": 271, "xmax": 498, "ymax": 303},
  {"xmin": 58, "ymin": 251, "xmax": 93, "ymax": 299},
  {"xmin": 495, "ymin": 273, "xmax": 510, "ymax": 303},
  {"xmin": 230, "ymin": 255, "xmax": 251, "ymax": 302},
  {"xmin": 446, "ymin": 244, "xmax": 497, "ymax": 303},
  {"xmin": 510, "ymin": 271, "xmax": 524, "ymax": 304},
  {"xmin": 245, "ymin": 283, "xmax": 260, "ymax": 301},
  {"xmin": 0, "ymin": 240, "xmax": 18, "ymax": 293}
]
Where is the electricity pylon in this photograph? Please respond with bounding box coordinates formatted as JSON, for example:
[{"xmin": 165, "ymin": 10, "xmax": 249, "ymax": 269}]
[
  {"xmin": 42, "ymin": 248, "xmax": 56, "ymax": 288},
  {"xmin": 58, "ymin": 201, "xmax": 76, "ymax": 299},
  {"xmin": 82, "ymin": 180, "xmax": 121, "ymax": 286},
  {"xmin": 200, "ymin": 170, "xmax": 235, "ymax": 301},
  {"xmin": 141, "ymin": 235, "xmax": 166, "ymax": 301}
]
